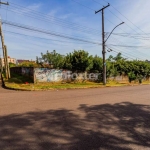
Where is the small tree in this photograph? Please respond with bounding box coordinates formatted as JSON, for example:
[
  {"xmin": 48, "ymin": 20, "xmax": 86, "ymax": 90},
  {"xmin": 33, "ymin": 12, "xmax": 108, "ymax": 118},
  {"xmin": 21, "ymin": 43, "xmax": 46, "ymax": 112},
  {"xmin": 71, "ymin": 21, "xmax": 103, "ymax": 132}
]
[
  {"xmin": 63, "ymin": 50, "xmax": 93, "ymax": 72},
  {"xmin": 40, "ymin": 50, "xmax": 65, "ymax": 69},
  {"xmin": 9, "ymin": 62, "xmax": 16, "ymax": 68},
  {"xmin": 18, "ymin": 61, "xmax": 39, "ymax": 67},
  {"xmin": 128, "ymin": 72, "xmax": 136, "ymax": 83}
]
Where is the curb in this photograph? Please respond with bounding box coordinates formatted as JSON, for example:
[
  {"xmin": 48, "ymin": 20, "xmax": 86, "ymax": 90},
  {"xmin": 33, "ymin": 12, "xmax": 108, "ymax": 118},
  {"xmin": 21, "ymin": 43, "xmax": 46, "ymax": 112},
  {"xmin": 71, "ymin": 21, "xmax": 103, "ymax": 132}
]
[
  {"xmin": 3, "ymin": 83, "xmax": 147, "ymax": 92},
  {"xmin": 2, "ymin": 76, "xmax": 150, "ymax": 92}
]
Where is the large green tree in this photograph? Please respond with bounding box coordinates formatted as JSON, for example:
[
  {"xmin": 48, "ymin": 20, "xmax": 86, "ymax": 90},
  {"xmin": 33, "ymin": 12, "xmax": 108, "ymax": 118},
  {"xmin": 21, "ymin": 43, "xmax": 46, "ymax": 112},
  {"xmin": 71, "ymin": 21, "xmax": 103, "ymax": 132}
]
[
  {"xmin": 63, "ymin": 50, "xmax": 93, "ymax": 72},
  {"xmin": 90, "ymin": 55, "xmax": 103, "ymax": 73},
  {"xmin": 39, "ymin": 50, "xmax": 65, "ymax": 69}
]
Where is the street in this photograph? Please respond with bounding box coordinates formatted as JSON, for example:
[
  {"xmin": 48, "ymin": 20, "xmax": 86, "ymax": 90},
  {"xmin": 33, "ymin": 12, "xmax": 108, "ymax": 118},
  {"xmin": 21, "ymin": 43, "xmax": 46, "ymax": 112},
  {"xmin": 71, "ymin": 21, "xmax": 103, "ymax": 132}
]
[{"xmin": 0, "ymin": 84, "xmax": 150, "ymax": 150}]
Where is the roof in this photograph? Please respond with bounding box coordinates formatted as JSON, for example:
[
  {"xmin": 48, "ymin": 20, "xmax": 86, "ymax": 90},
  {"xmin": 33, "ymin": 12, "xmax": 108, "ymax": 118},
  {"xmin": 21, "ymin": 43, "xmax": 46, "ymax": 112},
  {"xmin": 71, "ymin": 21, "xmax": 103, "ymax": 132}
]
[{"xmin": 17, "ymin": 60, "xmax": 30, "ymax": 64}]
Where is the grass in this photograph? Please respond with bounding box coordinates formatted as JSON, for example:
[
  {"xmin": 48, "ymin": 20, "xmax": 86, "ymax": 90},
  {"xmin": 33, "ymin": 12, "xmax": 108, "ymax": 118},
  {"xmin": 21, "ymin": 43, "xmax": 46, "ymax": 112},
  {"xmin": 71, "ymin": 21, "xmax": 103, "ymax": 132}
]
[
  {"xmin": 4, "ymin": 82, "xmax": 108, "ymax": 90},
  {"xmin": 4, "ymin": 80, "xmax": 128, "ymax": 91},
  {"xmin": 7, "ymin": 73, "xmax": 33, "ymax": 83},
  {"xmin": 3, "ymin": 74, "xmax": 150, "ymax": 91}
]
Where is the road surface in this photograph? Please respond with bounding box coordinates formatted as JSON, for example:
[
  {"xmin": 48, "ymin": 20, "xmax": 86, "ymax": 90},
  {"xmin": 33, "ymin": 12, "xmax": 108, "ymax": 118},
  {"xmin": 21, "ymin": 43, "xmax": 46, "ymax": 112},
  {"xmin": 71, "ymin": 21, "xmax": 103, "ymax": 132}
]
[{"xmin": 0, "ymin": 83, "xmax": 150, "ymax": 150}]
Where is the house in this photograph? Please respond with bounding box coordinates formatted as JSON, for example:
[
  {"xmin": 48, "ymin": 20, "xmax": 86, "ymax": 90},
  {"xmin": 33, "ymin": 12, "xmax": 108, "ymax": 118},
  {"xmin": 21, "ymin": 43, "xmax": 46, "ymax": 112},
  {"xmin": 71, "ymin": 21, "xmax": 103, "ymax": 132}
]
[
  {"xmin": 1, "ymin": 56, "xmax": 16, "ymax": 67},
  {"xmin": 16, "ymin": 59, "xmax": 30, "ymax": 65}
]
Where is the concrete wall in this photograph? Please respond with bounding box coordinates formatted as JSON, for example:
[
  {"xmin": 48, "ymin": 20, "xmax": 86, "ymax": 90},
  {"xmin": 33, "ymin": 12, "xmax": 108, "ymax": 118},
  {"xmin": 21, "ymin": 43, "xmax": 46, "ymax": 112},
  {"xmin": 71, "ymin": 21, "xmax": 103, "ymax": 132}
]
[
  {"xmin": 22, "ymin": 67, "xmax": 34, "ymax": 76},
  {"xmin": 34, "ymin": 69, "xmax": 97, "ymax": 83},
  {"xmin": 10, "ymin": 67, "xmax": 34, "ymax": 82},
  {"xmin": 34, "ymin": 68, "xmax": 71, "ymax": 83},
  {"xmin": 10, "ymin": 67, "xmax": 34, "ymax": 76},
  {"xmin": 10, "ymin": 67, "xmax": 22, "ymax": 75},
  {"xmin": 109, "ymin": 76, "xmax": 129, "ymax": 83},
  {"xmin": 12, "ymin": 67, "xmax": 149, "ymax": 83}
]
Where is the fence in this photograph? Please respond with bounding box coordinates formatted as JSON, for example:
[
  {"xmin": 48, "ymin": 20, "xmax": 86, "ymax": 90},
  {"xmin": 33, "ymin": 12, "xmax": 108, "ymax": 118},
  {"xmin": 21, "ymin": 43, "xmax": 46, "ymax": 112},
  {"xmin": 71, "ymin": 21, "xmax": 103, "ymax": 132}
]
[{"xmin": 11, "ymin": 67, "xmax": 145, "ymax": 83}]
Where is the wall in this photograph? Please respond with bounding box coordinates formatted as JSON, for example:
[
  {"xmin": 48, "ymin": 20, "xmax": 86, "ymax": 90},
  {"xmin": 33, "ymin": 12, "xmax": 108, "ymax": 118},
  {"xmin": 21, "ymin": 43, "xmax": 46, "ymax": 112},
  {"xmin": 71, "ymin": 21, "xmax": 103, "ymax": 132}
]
[
  {"xmin": 10, "ymin": 67, "xmax": 22, "ymax": 75},
  {"xmin": 10, "ymin": 67, "xmax": 34, "ymax": 82},
  {"xmin": 10, "ymin": 67, "xmax": 34, "ymax": 76},
  {"xmin": 109, "ymin": 76, "xmax": 129, "ymax": 83},
  {"xmin": 12, "ymin": 67, "xmax": 148, "ymax": 83},
  {"xmin": 34, "ymin": 68, "xmax": 71, "ymax": 82},
  {"xmin": 22, "ymin": 67, "xmax": 34, "ymax": 76}
]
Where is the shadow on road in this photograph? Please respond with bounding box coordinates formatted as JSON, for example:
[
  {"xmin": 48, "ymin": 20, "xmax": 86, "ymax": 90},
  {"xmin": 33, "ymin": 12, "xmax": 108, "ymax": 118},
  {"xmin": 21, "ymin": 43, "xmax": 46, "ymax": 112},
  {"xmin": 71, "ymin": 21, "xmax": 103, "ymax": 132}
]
[{"xmin": 0, "ymin": 102, "xmax": 150, "ymax": 150}]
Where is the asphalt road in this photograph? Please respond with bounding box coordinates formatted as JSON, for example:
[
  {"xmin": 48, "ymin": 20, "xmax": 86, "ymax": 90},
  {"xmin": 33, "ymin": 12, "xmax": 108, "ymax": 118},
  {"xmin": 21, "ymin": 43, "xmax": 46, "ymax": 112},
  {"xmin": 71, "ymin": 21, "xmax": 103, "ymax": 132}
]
[{"xmin": 0, "ymin": 84, "xmax": 150, "ymax": 150}]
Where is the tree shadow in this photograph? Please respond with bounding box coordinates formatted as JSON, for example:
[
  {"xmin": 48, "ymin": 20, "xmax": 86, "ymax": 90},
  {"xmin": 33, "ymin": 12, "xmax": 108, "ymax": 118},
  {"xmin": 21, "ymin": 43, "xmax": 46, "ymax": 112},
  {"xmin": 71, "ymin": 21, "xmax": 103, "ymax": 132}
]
[{"xmin": 0, "ymin": 102, "xmax": 150, "ymax": 150}]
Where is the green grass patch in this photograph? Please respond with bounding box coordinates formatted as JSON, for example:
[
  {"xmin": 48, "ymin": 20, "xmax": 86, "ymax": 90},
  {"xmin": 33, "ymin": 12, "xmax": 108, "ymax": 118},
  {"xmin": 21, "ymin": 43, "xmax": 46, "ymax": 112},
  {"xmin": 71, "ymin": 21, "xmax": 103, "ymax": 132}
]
[
  {"xmin": 4, "ymin": 81, "xmax": 129, "ymax": 91},
  {"xmin": 7, "ymin": 73, "xmax": 33, "ymax": 84},
  {"xmin": 4, "ymin": 73, "xmax": 149, "ymax": 91}
]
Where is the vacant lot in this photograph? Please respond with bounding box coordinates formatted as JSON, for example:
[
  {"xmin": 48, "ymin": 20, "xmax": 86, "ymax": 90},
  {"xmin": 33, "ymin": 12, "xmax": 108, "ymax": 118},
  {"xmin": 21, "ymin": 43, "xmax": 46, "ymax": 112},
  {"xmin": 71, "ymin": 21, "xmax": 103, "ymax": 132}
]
[{"xmin": 0, "ymin": 85, "xmax": 150, "ymax": 150}]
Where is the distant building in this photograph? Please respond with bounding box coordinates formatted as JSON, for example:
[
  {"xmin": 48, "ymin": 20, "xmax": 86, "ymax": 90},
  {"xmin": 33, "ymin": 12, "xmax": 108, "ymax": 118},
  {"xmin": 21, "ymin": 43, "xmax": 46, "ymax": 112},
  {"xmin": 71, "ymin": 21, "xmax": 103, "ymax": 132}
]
[
  {"xmin": 16, "ymin": 59, "xmax": 30, "ymax": 65},
  {"xmin": 16, "ymin": 59, "xmax": 36, "ymax": 65},
  {"xmin": 1, "ymin": 56, "xmax": 16, "ymax": 67}
]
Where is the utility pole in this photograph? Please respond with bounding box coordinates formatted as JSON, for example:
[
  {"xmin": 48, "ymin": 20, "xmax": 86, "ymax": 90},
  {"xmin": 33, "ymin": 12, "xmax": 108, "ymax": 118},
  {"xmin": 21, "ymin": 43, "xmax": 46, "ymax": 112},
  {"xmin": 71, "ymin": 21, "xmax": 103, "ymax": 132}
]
[
  {"xmin": 95, "ymin": 3, "xmax": 110, "ymax": 85},
  {"xmin": 0, "ymin": 20, "xmax": 8, "ymax": 78},
  {"xmin": 0, "ymin": 1, "xmax": 9, "ymax": 79},
  {"xmin": 0, "ymin": 54, "xmax": 3, "ymax": 74},
  {"xmin": 5, "ymin": 45, "xmax": 10, "ymax": 78}
]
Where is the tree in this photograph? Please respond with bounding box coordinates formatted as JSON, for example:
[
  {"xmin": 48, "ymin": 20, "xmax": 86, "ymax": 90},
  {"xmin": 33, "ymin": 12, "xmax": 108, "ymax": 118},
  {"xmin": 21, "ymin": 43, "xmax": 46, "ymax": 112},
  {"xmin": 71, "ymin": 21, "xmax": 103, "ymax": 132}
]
[
  {"xmin": 113, "ymin": 52, "xmax": 126, "ymax": 61},
  {"xmin": 63, "ymin": 50, "xmax": 93, "ymax": 72},
  {"xmin": 18, "ymin": 61, "xmax": 39, "ymax": 67},
  {"xmin": 9, "ymin": 62, "xmax": 16, "ymax": 68},
  {"xmin": 40, "ymin": 50, "xmax": 65, "ymax": 69},
  {"xmin": 91, "ymin": 55, "xmax": 103, "ymax": 73}
]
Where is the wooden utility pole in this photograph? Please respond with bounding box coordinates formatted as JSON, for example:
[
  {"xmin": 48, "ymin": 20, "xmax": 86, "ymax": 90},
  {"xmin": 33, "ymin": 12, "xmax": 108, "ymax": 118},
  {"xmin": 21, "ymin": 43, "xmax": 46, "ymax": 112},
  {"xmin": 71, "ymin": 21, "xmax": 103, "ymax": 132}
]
[
  {"xmin": 0, "ymin": 55, "xmax": 3, "ymax": 74},
  {"xmin": 0, "ymin": 21, "xmax": 8, "ymax": 78},
  {"xmin": 95, "ymin": 3, "xmax": 110, "ymax": 85},
  {"xmin": 0, "ymin": 1, "xmax": 9, "ymax": 79},
  {"xmin": 4, "ymin": 45, "xmax": 10, "ymax": 78}
]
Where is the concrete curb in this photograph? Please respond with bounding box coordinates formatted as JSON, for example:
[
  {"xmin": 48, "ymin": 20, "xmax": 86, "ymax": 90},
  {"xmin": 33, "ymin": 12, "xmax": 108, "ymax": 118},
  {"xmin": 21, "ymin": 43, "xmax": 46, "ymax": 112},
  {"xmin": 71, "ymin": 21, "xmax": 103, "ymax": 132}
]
[
  {"xmin": 3, "ymin": 83, "xmax": 149, "ymax": 92},
  {"xmin": 2, "ymin": 75, "xmax": 150, "ymax": 91}
]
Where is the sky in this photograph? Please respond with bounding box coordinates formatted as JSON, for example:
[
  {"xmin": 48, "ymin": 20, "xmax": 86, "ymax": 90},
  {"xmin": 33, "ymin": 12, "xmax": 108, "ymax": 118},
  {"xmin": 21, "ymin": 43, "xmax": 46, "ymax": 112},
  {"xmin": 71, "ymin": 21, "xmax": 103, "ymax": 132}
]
[{"xmin": 0, "ymin": 0, "xmax": 150, "ymax": 60}]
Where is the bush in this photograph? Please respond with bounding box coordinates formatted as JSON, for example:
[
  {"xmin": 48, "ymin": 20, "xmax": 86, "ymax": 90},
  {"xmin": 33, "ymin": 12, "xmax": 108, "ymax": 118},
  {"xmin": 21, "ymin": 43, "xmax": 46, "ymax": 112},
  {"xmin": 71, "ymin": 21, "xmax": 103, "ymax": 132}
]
[{"xmin": 128, "ymin": 72, "xmax": 136, "ymax": 83}]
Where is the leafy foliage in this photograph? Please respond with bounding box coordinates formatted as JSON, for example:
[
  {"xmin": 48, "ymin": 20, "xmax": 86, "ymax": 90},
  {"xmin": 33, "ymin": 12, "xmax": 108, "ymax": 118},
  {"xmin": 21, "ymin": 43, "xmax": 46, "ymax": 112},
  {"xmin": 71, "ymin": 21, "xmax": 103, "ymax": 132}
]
[
  {"xmin": 90, "ymin": 55, "xmax": 103, "ymax": 73},
  {"xmin": 35, "ymin": 50, "xmax": 150, "ymax": 83},
  {"xmin": 9, "ymin": 62, "xmax": 16, "ymax": 68},
  {"xmin": 18, "ymin": 61, "xmax": 39, "ymax": 67},
  {"xmin": 63, "ymin": 50, "xmax": 93, "ymax": 72},
  {"xmin": 38, "ymin": 50, "xmax": 65, "ymax": 69}
]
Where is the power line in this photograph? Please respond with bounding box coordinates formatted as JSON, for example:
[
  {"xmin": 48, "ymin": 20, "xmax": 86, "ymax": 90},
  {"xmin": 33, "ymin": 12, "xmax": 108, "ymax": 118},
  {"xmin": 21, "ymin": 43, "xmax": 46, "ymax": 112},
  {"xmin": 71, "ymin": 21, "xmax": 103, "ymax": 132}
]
[
  {"xmin": 106, "ymin": 46, "xmax": 140, "ymax": 60},
  {"xmin": 2, "ymin": 1, "xmax": 150, "ymax": 60},
  {"xmin": 1, "ymin": 7, "xmax": 102, "ymax": 37},
  {"xmin": 4, "ymin": 21, "xmax": 149, "ymax": 59},
  {"xmin": 7, "ymin": 0, "xmax": 150, "ymax": 40},
  {"xmin": 67, "ymin": 0, "xmax": 150, "ymax": 59},
  {"xmin": 102, "ymin": 0, "xmax": 149, "ymax": 36},
  {"xmin": 107, "ymin": 48, "xmax": 135, "ymax": 60},
  {"xmin": 92, "ymin": 0, "xmax": 149, "ymax": 56},
  {"xmin": 112, "ymin": 33, "xmax": 150, "ymax": 40},
  {"xmin": 7, "ymin": 0, "xmax": 149, "ymax": 48},
  {"xmin": 92, "ymin": 0, "xmax": 150, "ymax": 60},
  {"xmin": 108, "ymin": 44, "xmax": 150, "ymax": 48},
  {"xmin": 71, "ymin": 0, "xmax": 95, "ymax": 11},
  {"xmin": 2, "ymin": 2, "xmax": 102, "ymax": 36},
  {"xmin": 2, "ymin": 20, "xmax": 102, "ymax": 45},
  {"xmin": 93, "ymin": 0, "xmax": 147, "ymax": 37},
  {"xmin": 107, "ymin": 46, "xmax": 144, "ymax": 60},
  {"xmin": 4, "ymin": 30, "xmax": 101, "ymax": 45},
  {"xmin": 108, "ymin": 34, "xmax": 150, "ymax": 60},
  {"xmin": 7, "ymin": 29, "xmax": 147, "ymax": 60}
]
